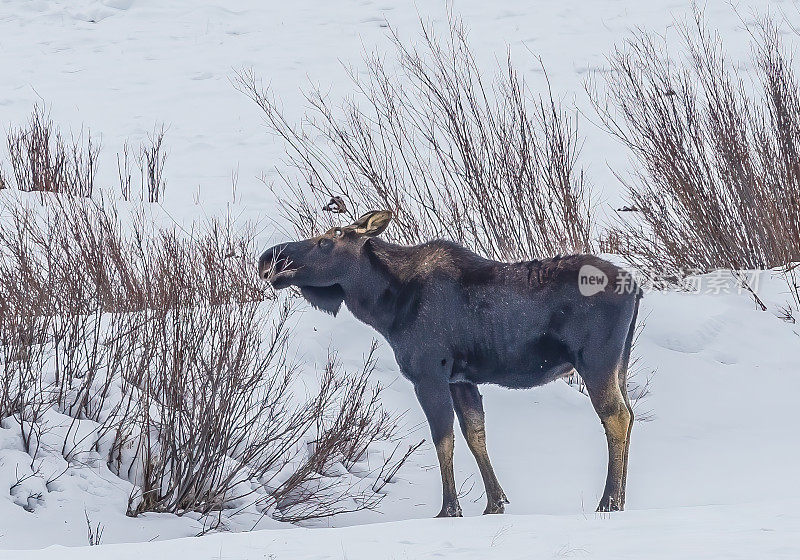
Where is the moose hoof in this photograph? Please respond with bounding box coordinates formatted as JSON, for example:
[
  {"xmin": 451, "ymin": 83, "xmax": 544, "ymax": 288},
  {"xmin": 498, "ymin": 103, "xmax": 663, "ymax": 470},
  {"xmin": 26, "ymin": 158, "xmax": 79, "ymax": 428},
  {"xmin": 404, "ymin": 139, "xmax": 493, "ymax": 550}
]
[
  {"xmin": 436, "ymin": 504, "xmax": 463, "ymax": 518},
  {"xmin": 483, "ymin": 503, "xmax": 505, "ymax": 515},
  {"xmin": 483, "ymin": 493, "xmax": 510, "ymax": 515},
  {"xmin": 596, "ymin": 497, "xmax": 623, "ymax": 512}
]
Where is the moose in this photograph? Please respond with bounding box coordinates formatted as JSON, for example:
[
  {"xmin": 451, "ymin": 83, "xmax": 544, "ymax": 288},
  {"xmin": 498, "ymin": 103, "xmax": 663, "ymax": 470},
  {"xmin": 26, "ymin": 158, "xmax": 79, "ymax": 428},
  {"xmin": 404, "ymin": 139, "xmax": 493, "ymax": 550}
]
[{"xmin": 259, "ymin": 210, "xmax": 641, "ymax": 516}]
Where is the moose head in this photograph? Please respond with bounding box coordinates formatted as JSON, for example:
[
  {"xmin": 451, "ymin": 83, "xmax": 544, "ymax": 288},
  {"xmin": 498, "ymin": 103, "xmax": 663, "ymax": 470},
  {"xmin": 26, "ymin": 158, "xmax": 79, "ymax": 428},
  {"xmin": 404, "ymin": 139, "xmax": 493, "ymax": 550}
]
[{"xmin": 258, "ymin": 210, "xmax": 393, "ymax": 315}]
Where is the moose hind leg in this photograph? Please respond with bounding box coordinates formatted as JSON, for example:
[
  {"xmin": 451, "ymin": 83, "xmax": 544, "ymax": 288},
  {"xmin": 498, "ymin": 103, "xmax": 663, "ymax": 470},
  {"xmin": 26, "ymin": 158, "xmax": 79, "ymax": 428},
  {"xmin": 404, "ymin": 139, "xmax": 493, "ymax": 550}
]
[
  {"xmin": 618, "ymin": 372, "xmax": 634, "ymax": 509},
  {"xmin": 586, "ymin": 375, "xmax": 631, "ymax": 512},
  {"xmin": 450, "ymin": 382, "xmax": 509, "ymax": 514},
  {"xmin": 414, "ymin": 380, "xmax": 462, "ymax": 518}
]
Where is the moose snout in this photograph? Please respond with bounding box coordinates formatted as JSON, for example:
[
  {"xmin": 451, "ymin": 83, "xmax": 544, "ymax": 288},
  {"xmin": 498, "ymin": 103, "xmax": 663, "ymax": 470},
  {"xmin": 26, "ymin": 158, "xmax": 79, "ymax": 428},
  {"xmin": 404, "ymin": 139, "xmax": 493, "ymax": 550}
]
[{"xmin": 258, "ymin": 244, "xmax": 290, "ymax": 281}]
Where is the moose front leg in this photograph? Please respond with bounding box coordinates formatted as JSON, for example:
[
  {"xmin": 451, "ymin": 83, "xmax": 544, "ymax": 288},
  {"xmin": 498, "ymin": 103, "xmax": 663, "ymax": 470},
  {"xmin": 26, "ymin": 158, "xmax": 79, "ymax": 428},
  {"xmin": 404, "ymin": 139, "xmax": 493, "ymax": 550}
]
[
  {"xmin": 413, "ymin": 379, "xmax": 462, "ymax": 518},
  {"xmin": 450, "ymin": 382, "xmax": 509, "ymax": 514}
]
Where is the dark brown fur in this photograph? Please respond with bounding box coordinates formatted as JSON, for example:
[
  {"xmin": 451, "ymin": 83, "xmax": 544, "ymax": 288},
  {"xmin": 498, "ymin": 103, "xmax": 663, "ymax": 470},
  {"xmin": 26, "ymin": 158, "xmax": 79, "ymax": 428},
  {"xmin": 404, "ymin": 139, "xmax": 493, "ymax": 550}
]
[{"xmin": 260, "ymin": 213, "xmax": 641, "ymax": 515}]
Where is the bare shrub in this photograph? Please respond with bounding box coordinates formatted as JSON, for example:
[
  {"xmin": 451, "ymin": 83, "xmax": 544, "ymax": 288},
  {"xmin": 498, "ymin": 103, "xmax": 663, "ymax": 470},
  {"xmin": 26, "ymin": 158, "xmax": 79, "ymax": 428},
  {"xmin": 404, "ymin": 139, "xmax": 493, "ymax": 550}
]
[
  {"xmin": 138, "ymin": 127, "xmax": 167, "ymax": 203},
  {"xmin": 0, "ymin": 192, "xmax": 413, "ymax": 524},
  {"xmin": 237, "ymin": 16, "xmax": 593, "ymax": 260},
  {"xmin": 104, "ymin": 303, "xmax": 410, "ymax": 521},
  {"xmin": 118, "ymin": 300, "xmax": 298, "ymax": 516},
  {"xmin": 115, "ymin": 129, "xmax": 168, "ymax": 203},
  {"xmin": 255, "ymin": 342, "xmax": 414, "ymax": 523},
  {"xmin": 6, "ymin": 105, "xmax": 99, "ymax": 197},
  {"xmin": 132, "ymin": 215, "xmax": 266, "ymax": 311},
  {"xmin": 0, "ymin": 307, "xmax": 51, "ymax": 458},
  {"xmin": 0, "ymin": 203, "xmax": 54, "ymax": 452},
  {"xmin": 0, "ymin": 194, "xmax": 266, "ymax": 315},
  {"xmin": 784, "ymin": 263, "xmax": 800, "ymax": 316},
  {"xmin": 0, "ymin": 99, "xmax": 413, "ymax": 525},
  {"xmin": 590, "ymin": 12, "xmax": 800, "ymax": 282},
  {"xmin": 117, "ymin": 141, "xmax": 133, "ymax": 202},
  {"xmin": 2, "ymin": 105, "xmax": 168, "ymax": 203},
  {"xmin": 85, "ymin": 511, "xmax": 104, "ymax": 546},
  {"xmin": 0, "ymin": 194, "xmax": 136, "ymax": 315}
]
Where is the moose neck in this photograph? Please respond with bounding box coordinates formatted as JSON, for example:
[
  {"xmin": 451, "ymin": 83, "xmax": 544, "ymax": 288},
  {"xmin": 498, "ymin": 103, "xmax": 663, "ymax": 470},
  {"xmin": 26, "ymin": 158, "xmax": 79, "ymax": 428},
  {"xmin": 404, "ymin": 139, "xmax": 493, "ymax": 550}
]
[{"xmin": 341, "ymin": 238, "xmax": 422, "ymax": 340}]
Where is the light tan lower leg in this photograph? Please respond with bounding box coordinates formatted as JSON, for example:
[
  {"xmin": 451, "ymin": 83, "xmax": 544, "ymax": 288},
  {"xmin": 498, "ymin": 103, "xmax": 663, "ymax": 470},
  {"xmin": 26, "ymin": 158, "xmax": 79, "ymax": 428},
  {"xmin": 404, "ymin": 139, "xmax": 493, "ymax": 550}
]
[
  {"xmin": 451, "ymin": 383, "xmax": 507, "ymax": 514},
  {"xmin": 589, "ymin": 380, "xmax": 631, "ymax": 512}
]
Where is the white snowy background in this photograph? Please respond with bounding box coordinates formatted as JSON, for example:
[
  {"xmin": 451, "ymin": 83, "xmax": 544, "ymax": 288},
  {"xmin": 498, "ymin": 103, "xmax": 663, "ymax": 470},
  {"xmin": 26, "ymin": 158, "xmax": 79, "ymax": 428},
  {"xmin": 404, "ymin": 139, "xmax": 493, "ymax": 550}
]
[{"xmin": 1, "ymin": 0, "xmax": 800, "ymax": 558}]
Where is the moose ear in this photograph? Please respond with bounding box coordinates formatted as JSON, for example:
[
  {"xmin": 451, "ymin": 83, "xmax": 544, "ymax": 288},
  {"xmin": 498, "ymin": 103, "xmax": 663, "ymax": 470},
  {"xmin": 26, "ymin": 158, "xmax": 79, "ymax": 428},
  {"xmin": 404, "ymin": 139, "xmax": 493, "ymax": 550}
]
[{"xmin": 351, "ymin": 210, "xmax": 392, "ymax": 236}]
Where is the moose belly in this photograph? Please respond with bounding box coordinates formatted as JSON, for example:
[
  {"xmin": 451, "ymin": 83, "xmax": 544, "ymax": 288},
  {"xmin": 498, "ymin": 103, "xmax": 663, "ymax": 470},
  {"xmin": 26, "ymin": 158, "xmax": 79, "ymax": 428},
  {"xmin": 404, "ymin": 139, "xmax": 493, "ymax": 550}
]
[{"xmin": 449, "ymin": 335, "xmax": 575, "ymax": 389}]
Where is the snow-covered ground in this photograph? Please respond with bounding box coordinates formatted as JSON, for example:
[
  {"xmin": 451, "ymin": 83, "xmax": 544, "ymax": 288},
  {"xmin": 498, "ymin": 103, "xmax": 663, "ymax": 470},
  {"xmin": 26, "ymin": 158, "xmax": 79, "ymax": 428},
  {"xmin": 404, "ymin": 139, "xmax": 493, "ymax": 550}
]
[
  {"xmin": 2, "ymin": 0, "xmax": 800, "ymax": 558},
  {"xmin": 3, "ymin": 276, "xmax": 800, "ymax": 557}
]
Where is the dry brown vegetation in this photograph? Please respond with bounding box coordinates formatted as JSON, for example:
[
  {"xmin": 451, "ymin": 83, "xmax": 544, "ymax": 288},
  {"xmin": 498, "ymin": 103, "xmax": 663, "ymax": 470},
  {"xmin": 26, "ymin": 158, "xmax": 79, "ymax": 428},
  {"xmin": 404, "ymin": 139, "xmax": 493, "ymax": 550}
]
[
  {"xmin": 237, "ymin": 16, "xmax": 593, "ymax": 261},
  {"xmin": 0, "ymin": 195, "xmax": 264, "ymax": 315},
  {"xmin": 590, "ymin": 12, "xmax": 800, "ymax": 284},
  {"xmin": 0, "ymin": 191, "xmax": 413, "ymax": 523},
  {"xmin": 0, "ymin": 104, "xmax": 415, "ymax": 524},
  {"xmin": 2, "ymin": 104, "xmax": 168, "ymax": 202},
  {"xmin": 6, "ymin": 105, "xmax": 99, "ymax": 197}
]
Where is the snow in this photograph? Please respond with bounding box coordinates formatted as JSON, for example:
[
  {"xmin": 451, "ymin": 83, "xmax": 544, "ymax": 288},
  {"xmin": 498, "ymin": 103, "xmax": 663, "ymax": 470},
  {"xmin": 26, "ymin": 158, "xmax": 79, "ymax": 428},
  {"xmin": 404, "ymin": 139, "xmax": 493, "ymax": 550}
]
[
  {"xmin": 4, "ymin": 503, "xmax": 800, "ymax": 560},
  {"xmin": 2, "ymin": 0, "xmax": 800, "ymax": 558}
]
